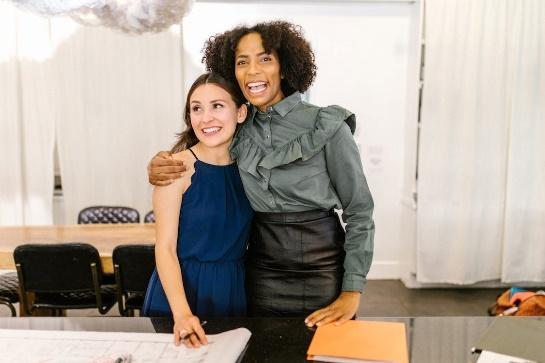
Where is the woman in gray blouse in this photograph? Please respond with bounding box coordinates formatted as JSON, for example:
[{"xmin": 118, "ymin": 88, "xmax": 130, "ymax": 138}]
[{"xmin": 148, "ymin": 21, "xmax": 374, "ymax": 328}]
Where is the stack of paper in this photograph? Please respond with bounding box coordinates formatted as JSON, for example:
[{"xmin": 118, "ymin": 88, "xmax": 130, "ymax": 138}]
[
  {"xmin": 476, "ymin": 350, "xmax": 536, "ymax": 363},
  {"xmin": 0, "ymin": 327, "xmax": 251, "ymax": 363},
  {"xmin": 472, "ymin": 318, "xmax": 545, "ymax": 363},
  {"xmin": 307, "ymin": 320, "xmax": 408, "ymax": 363}
]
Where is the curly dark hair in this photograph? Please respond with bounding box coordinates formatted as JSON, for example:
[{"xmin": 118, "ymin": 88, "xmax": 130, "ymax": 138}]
[{"xmin": 202, "ymin": 20, "xmax": 317, "ymax": 101}]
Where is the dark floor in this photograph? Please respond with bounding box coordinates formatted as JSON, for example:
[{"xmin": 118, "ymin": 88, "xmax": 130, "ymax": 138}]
[
  {"xmin": 358, "ymin": 280, "xmax": 505, "ymax": 317},
  {"xmin": 0, "ymin": 279, "xmax": 506, "ymax": 318}
]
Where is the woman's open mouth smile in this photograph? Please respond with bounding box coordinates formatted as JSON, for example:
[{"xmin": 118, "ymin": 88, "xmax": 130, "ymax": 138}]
[
  {"xmin": 247, "ymin": 81, "xmax": 268, "ymax": 95},
  {"xmin": 201, "ymin": 126, "xmax": 222, "ymax": 135}
]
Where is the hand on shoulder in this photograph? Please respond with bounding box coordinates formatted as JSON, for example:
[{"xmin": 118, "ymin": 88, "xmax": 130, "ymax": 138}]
[
  {"xmin": 171, "ymin": 149, "xmax": 196, "ymax": 170},
  {"xmin": 169, "ymin": 150, "xmax": 196, "ymax": 193},
  {"xmin": 148, "ymin": 150, "xmax": 188, "ymax": 186}
]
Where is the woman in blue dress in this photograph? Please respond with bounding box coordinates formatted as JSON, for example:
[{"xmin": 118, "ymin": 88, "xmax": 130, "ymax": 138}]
[{"xmin": 142, "ymin": 73, "xmax": 253, "ymax": 348}]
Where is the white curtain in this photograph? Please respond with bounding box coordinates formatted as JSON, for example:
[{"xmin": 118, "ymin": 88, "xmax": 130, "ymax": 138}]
[
  {"xmin": 1, "ymin": 2, "xmax": 183, "ymax": 225},
  {"xmin": 501, "ymin": 2, "xmax": 545, "ymax": 282},
  {"xmin": 51, "ymin": 19, "xmax": 183, "ymax": 224},
  {"xmin": 0, "ymin": 4, "xmax": 56, "ymax": 226},
  {"xmin": 417, "ymin": 0, "xmax": 545, "ymax": 283}
]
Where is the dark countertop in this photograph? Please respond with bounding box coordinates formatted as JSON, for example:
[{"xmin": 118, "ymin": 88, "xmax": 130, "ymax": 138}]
[{"xmin": 0, "ymin": 316, "xmax": 543, "ymax": 362}]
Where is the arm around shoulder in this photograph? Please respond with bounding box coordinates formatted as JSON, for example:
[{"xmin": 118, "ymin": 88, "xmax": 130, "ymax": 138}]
[{"xmin": 148, "ymin": 150, "xmax": 187, "ymax": 186}]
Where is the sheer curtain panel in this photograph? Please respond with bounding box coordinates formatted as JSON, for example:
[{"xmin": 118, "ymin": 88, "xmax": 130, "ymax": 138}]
[
  {"xmin": 51, "ymin": 19, "xmax": 183, "ymax": 223},
  {"xmin": 418, "ymin": 0, "xmax": 545, "ymax": 284},
  {"xmin": 501, "ymin": 1, "xmax": 545, "ymax": 283},
  {"xmin": 0, "ymin": 4, "xmax": 56, "ymax": 226}
]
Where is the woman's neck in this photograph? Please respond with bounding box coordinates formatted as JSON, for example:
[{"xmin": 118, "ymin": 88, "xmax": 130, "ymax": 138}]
[
  {"xmin": 256, "ymin": 92, "xmax": 286, "ymax": 112},
  {"xmin": 192, "ymin": 143, "xmax": 232, "ymax": 165}
]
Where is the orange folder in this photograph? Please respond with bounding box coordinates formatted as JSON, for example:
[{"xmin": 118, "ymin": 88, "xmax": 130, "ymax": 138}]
[{"xmin": 307, "ymin": 320, "xmax": 409, "ymax": 363}]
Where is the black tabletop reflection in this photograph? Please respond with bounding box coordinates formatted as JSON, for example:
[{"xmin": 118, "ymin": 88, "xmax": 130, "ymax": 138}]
[
  {"xmin": 151, "ymin": 317, "xmax": 316, "ymax": 363},
  {"xmin": 0, "ymin": 316, "xmax": 543, "ymax": 363}
]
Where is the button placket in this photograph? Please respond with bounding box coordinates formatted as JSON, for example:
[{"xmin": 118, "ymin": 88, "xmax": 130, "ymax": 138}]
[
  {"xmin": 266, "ymin": 116, "xmax": 272, "ymax": 143},
  {"xmin": 265, "ymin": 170, "xmax": 274, "ymax": 207},
  {"xmin": 259, "ymin": 169, "xmax": 271, "ymax": 189}
]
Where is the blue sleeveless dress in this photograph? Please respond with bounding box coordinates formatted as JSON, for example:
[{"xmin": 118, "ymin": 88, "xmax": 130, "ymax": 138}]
[{"xmin": 142, "ymin": 157, "xmax": 253, "ymax": 317}]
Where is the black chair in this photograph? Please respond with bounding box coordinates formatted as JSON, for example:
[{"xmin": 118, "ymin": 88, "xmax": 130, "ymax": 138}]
[
  {"xmin": 14, "ymin": 243, "xmax": 116, "ymax": 316},
  {"xmin": 78, "ymin": 206, "xmax": 140, "ymax": 224},
  {"xmin": 144, "ymin": 210, "xmax": 155, "ymax": 223},
  {"xmin": 112, "ymin": 244, "xmax": 155, "ymax": 316},
  {"xmin": 0, "ymin": 272, "xmax": 19, "ymax": 316}
]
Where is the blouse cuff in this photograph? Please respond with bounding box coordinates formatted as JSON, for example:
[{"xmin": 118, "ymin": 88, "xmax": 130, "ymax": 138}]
[{"xmin": 342, "ymin": 273, "xmax": 366, "ymax": 292}]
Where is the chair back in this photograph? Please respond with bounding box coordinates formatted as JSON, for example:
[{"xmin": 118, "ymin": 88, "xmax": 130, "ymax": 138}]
[
  {"xmin": 78, "ymin": 206, "xmax": 140, "ymax": 224},
  {"xmin": 14, "ymin": 243, "xmax": 102, "ymax": 292},
  {"xmin": 112, "ymin": 244, "xmax": 155, "ymax": 293},
  {"xmin": 144, "ymin": 210, "xmax": 155, "ymax": 223},
  {"xmin": 0, "ymin": 272, "xmax": 19, "ymax": 316}
]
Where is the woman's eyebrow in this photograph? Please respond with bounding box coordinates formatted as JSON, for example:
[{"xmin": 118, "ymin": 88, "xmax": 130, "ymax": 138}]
[
  {"xmin": 236, "ymin": 51, "xmax": 270, "ymax": 59},
  {"xmin": 210, "ymin": 99, "xmax": 226, "ymax": 103}
]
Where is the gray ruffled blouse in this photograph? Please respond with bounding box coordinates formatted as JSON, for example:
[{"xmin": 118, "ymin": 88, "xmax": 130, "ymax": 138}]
[{"xmin": 230, "ymin": 92, "xmax": 375, "ymax": 292}]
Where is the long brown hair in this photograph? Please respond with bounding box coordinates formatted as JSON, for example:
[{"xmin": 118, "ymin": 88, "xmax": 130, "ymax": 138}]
[{"xmin": 171, "ymin": 73, "xmax": 245, "ymax": 153}]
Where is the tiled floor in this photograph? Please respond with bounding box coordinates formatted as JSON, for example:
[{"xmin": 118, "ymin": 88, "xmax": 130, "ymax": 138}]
[
  {"xmin": 358, "ymin": 280, "xmax": 504, "ymax": 317},
  {"xmin": 1, "ymin": 279, "xmax": 505, "ymax": 318}
]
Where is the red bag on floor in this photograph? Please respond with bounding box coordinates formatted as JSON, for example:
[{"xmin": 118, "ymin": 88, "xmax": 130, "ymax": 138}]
[{"xmin": 488, "ymin": 288, "xmax": 545, "ymax": 316}]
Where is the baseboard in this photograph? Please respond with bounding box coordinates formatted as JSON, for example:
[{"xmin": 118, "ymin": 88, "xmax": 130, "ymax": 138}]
[{"xmin": 401, "ymin": 273, "xmax": 545, "ymax": 289}]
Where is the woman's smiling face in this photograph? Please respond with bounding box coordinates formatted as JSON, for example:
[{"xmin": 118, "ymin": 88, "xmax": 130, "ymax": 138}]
[
  {"xmin": 234, "ymin": 32, "xmax": 285, "ymax": 112},
  {"xmin": 189, "ymin": 83, "xmax": 246, "ymax": 149}
]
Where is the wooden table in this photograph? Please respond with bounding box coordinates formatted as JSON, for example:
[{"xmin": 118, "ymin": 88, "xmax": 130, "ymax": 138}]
[{"xmin": 0, "ymin": 224, "xmax": 156, "ymax": 274}]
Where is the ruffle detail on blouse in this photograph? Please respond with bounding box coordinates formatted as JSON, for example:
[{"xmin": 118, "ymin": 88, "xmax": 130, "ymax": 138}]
[{"xmin": 230, "ymin": 105, "xmax": 356, "ymax": 189}]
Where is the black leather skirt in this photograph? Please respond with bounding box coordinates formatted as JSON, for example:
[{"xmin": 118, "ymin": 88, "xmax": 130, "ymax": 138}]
[{"xmin": 246, "ymin": 209, "xmax": 345, "ymax": 317}]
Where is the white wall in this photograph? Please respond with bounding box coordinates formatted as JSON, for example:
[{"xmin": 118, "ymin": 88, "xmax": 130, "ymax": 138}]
[{"xmin": 181, "ymin": 1, "xmax": 421, "ymax": 279}]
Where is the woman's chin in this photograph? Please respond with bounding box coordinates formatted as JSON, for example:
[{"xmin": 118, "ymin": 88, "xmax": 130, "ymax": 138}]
[
  {"xmin": 196, "ymin": 138, "xmax": 229, "ymax": 149},
  {"xmin": 243, "ymin": 93, "xmax": 266, "ymax": 108}
]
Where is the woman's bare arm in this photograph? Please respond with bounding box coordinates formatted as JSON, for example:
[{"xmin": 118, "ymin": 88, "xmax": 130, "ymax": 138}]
[{"xmin": 153, "ymin": 155, "xmax": 206, "ymax": 347}]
